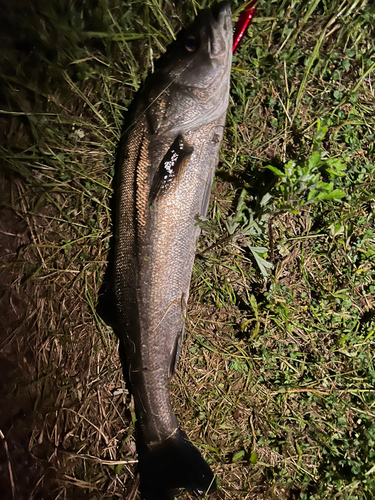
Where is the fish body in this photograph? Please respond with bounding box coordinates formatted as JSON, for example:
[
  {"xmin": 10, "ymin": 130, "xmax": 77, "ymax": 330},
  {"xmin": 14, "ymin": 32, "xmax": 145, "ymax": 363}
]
[{"xmin": 103, "ymin": 3, "xmax": 232, "ymax": 498}]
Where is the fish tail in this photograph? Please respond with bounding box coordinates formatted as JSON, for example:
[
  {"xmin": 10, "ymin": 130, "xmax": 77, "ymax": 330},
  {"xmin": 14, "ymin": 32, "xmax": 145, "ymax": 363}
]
[{"xmin": 137, "ymin": 428, "xmax": 216, "ymax": 500}]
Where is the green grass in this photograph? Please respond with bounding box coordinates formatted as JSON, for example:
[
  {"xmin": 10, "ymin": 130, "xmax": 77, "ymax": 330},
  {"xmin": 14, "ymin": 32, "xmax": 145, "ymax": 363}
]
[{"xmin": 1, "ymin": 0, "xmax": 375, "ymax": 499}]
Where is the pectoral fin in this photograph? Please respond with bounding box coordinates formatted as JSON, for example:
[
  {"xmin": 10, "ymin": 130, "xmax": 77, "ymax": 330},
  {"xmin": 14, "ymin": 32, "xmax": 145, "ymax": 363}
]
[
  {"xmin": 200, "ymin": 173, "xmax": 214, "ymax": 219},
  {"xmin": 149, "ymin": 135, "xmax": 193, "ymax": 205}
]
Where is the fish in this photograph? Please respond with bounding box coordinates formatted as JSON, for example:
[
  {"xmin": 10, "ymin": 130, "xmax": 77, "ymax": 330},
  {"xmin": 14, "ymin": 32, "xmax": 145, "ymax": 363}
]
[{"xmin": 98, "ymin": 2, "xmax": 233, "ymax": 499}]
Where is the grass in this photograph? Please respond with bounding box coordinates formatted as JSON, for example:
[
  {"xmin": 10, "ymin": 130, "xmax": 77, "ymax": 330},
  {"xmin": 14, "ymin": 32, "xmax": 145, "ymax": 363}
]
[{"xmin": 1, "ymin": 0, "xmax": 375, "ymax": 499}]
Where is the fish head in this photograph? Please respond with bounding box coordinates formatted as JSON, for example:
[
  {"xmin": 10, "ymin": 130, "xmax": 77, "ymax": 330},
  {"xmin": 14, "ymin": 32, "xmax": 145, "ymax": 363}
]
[
  {"xmin": 144, "ymin": 2, "xmax": 233, "ymax": 136},
  {"xmin": 171, "ymin": 1, "xmax": 233, "ymax": 80}
]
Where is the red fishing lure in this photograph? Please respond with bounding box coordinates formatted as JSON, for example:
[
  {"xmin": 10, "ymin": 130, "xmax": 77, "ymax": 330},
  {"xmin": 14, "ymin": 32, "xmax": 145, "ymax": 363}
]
[{"xmin": 232, "ymin": 0, "xmax": 259, "ymax": 52}]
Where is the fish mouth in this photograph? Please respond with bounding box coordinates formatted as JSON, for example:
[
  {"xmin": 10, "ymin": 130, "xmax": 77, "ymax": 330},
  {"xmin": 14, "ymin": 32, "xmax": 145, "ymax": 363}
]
[
  {"xmin": 206, "ymin": 2, "xmax": 232, "ymax": 57},
  {"xmin": 210, "ymin": 1, "xmax": 232, "ymax": 31}
]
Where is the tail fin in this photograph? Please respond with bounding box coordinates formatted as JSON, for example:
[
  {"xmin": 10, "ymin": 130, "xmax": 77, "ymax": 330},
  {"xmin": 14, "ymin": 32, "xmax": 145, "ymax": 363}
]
[{"xmin": 137, "ymin": 428, "xmax": 216, "ymax": 500}]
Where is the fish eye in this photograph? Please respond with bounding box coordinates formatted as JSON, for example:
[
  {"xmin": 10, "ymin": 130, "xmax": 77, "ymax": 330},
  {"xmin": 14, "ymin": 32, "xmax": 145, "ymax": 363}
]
[{"xmin": 185, "ymin": 35, "xmax": 199, "ymax": 52}]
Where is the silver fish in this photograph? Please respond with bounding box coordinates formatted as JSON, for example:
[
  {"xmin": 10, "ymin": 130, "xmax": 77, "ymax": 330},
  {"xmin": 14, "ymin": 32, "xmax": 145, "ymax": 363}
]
[{"xmin": 100, "ymin": 3, "xmax": 232, "ymax": 499}]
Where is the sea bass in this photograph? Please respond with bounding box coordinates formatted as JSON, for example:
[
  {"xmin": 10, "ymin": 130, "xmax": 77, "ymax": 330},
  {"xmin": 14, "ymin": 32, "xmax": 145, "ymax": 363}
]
[{"xmin": 101, "ymin": 3, "xmax": 232, "ymax": 499}]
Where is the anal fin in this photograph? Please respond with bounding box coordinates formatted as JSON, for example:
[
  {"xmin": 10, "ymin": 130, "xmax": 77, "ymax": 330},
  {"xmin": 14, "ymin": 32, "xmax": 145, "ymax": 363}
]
[{"xmin": 169, "ymin": 325, "xmax": 185, "ymax": 378}]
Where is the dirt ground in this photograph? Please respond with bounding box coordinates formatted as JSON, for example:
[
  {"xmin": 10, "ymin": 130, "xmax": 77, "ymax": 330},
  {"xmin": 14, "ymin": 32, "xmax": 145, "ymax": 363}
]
[
  {"xmin": 0, "ymin": 172, "xmax": 42, "ymax": 499},
  {"xmin": 0, "ymin": 169, "xmax": 139, "ymax": 500}
]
